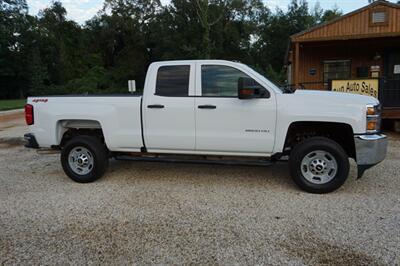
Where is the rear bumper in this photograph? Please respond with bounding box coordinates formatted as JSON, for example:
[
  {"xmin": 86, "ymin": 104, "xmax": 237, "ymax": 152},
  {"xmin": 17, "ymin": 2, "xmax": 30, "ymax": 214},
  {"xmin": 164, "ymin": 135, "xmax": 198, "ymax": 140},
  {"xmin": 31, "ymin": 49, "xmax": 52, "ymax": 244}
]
[
  {"xmin": 24, "ymin": 133, "xmax": 39, "ymax": 149},
  {"xmin": 354, "ymin": 134, "xmax": 388, "ymax": 177}
]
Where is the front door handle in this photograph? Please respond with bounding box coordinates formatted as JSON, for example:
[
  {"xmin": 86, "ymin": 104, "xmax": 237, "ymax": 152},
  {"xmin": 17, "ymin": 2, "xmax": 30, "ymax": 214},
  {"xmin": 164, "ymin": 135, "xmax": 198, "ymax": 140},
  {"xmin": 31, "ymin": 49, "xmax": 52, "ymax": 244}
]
[
  {"xmin": 147, "ymin": 104, "xmax": 165, "ymax": 109},
  {"xmin": 198, "ymin": 105, "xmax": 216, "ymax": 109}
]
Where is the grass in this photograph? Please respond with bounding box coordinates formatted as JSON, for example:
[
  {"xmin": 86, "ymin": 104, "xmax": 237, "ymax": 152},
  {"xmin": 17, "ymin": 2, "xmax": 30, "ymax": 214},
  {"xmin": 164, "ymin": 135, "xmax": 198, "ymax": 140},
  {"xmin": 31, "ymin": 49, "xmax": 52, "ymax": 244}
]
[{"xmin": 0, "ymin": 99, "xmax": 26, "ymax": 111}]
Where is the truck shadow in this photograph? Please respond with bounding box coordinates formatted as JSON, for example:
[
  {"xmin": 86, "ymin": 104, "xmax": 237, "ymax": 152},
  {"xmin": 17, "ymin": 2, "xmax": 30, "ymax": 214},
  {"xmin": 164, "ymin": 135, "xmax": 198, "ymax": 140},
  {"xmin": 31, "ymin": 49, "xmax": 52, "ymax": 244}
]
[
  {"xmin": 102, "ymin": 158, "xmax": 361, "ymax": 195},
  {"xmin": 105, "ymin": 159, "xmax": 297, "ymax": 191}
]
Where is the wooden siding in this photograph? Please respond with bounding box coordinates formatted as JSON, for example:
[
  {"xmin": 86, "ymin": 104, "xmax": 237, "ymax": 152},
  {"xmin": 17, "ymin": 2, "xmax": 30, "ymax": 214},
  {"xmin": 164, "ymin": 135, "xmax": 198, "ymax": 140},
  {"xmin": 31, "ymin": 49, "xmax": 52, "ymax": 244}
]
[
  {"xmin": 291, "ymin": 37, "xmax": 400, "ymax": 90},
  {"xmin": 292, "ymin": 3, "xmax": 400, "ymax": 42}
]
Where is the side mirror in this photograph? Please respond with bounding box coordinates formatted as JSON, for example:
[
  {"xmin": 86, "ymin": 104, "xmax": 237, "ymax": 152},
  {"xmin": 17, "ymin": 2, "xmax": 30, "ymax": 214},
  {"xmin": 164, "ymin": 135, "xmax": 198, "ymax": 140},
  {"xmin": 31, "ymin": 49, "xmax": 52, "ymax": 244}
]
[{"xmin": 238, "ymin": 77, "xmax": 270, "ymax": 99}]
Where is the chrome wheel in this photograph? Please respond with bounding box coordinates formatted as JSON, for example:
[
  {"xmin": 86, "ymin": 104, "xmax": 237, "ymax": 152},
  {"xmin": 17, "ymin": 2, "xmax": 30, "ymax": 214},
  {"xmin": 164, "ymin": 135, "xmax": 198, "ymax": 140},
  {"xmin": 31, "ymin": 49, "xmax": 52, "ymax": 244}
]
[
  {"xmin": 68, "ymin": 146, "xmax": 94, "ymax": 175},
  {"xmin": 300, "ymin": 150, "xmax": 337, "ymax": 184}
]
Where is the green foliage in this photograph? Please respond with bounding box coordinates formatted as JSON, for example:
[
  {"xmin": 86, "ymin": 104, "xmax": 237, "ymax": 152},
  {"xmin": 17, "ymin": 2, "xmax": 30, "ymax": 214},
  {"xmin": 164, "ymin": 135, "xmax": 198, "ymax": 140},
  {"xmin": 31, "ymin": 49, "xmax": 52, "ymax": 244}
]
[
  {"xmin": 0, "ymin": 0, "xmax": 344, "ymax": 98},
  {"xmin": 0, "ymin": 99, "xmax": 26, "ymax": 111},
  {"xmin": 320, "ymin": 7, "xmax": 343, "ymax": 23},
  {"xmin": 264, "ymin": 65, "xmax": 286, "ymax": 84}
]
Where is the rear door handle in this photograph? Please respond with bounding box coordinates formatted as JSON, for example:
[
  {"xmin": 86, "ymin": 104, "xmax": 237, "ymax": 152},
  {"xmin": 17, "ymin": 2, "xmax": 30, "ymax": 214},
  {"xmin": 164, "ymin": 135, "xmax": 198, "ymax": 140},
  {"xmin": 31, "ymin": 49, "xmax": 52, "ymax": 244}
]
[
  {"xmin": 198, "ymin": 105, "xmax": 216, "ymax": 109},
  {"xmin": 147, "ymin": 104, "xmax": 165, "ymax": 109}
]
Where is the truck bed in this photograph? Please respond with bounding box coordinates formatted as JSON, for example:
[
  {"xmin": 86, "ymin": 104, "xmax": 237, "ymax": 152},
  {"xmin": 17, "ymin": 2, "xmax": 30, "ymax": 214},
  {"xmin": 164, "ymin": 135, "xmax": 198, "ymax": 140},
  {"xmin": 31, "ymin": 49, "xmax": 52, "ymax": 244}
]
[{"xmin": 27, "ymin": 95, "xmax": 144, "ymax": 152}]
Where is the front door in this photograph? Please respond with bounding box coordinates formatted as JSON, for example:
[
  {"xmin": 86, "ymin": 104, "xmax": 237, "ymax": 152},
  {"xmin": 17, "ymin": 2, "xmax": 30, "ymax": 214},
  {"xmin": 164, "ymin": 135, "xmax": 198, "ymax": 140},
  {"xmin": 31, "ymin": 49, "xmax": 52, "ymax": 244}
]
[{"xmin": 194, "ymin": 62, "xmax": 276, "ymax": 155}]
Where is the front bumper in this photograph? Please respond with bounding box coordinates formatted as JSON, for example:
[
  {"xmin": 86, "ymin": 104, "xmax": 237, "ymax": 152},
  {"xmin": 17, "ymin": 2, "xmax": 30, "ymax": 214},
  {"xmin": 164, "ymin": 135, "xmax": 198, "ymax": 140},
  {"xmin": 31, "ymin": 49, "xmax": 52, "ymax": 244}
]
[{"xmin": 354, "ymin": 134, "xmax": 388, "ymax": 178}]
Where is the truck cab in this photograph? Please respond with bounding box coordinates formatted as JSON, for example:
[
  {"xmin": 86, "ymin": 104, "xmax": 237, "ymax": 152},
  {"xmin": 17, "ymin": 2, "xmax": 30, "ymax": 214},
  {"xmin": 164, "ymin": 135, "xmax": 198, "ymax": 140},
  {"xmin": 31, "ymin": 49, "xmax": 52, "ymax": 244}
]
[{"xmin": 142, "ymin": 60, "xmax": 277, "ymax": 155}]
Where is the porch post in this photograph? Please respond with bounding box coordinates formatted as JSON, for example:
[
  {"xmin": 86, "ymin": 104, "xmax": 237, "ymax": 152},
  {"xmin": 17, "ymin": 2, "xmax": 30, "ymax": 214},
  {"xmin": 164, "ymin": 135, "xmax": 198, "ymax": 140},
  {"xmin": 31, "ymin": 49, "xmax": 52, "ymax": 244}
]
[{"xmin": 295, "ymin": 42, "xmax": 300, "ymax": 87}]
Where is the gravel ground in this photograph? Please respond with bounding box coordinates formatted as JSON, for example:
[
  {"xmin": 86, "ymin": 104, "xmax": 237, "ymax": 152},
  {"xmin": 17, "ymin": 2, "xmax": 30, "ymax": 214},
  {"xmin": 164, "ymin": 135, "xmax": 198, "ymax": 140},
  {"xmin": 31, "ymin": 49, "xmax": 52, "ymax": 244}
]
[
  {"xmin": 0, "ymin": 113, "xmax": 399, "ymax": 265},
  {"xmin": 0, "ymin": 110, "xmax": 26, "ymax": 140}
]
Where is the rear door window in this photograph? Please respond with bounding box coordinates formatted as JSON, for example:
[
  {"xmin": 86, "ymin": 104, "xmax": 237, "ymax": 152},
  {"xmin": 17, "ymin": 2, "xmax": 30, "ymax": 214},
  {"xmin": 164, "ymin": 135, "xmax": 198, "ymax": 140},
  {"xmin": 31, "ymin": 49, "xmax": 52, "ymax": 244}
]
[{"xmin": 156, "ymin": 65, "xmax": 190, "ymax": 96}]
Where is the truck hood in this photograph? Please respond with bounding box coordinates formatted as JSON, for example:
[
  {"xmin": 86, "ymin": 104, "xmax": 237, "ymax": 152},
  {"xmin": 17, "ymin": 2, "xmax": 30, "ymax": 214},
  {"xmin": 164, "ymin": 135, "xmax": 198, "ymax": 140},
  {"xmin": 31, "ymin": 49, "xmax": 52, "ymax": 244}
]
[
  {"xmin": 293, "ymin": 89, "xmax": 379, "ymax": 106},
  {"xmin": 276, "ymin": 89, "xmax": 379, "ymax": 135}
]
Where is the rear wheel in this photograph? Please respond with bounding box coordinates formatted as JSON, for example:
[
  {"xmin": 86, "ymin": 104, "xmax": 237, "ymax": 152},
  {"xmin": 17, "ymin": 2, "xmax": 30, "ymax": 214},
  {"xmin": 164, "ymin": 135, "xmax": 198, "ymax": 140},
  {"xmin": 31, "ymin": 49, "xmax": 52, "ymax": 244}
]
[
  {"xmin": 61, "ymin": 135, "xmax": 108, "ymax": 183},
  {"xmin": 289, "ymin": 137, "xmax": 349, "ymax": 193}
]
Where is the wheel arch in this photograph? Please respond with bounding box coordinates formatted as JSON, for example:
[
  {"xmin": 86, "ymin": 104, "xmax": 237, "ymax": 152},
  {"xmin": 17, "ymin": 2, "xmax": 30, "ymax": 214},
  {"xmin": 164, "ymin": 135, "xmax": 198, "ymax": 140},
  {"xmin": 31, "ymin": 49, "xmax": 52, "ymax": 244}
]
[
  {"xmin": 283, "ymin": 121, "xmax": 356, "ymax": 159},
  {"xmin": 56, "ymin": 119, "xmax": 107, "ymax": 148}
]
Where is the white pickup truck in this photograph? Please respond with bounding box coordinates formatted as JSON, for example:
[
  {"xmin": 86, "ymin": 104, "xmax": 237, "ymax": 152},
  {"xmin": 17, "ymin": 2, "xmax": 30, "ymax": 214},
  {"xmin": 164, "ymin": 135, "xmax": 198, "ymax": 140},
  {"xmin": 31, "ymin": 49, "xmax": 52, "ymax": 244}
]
[{"xmin": 24, "ymin": 60, "xmax": 388, "ymax": 193}]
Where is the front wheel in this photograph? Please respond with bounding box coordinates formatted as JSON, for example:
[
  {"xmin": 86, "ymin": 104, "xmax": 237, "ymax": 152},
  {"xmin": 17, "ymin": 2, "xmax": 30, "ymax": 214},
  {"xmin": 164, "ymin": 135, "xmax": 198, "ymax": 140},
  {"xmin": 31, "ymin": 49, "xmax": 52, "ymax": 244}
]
[
  {"xmin": 289, "ymin": 137, "xmax": 349, "ymax": 193},
  {"xmin": 61, "ymin": 135, "xmax": 109, "ymax": 183}
]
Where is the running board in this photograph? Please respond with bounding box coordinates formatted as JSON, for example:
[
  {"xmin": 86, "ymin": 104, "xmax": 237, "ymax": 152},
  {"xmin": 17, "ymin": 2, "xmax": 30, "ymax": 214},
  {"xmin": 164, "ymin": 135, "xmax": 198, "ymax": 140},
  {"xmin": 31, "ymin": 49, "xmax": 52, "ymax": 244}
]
[
  {"xmin": 36, "ymin": 148, "xmax": 61, "ymax": 155},
  {"xmin": 115, "ymin": 155, "xmax": 275, "ymax": 167}
]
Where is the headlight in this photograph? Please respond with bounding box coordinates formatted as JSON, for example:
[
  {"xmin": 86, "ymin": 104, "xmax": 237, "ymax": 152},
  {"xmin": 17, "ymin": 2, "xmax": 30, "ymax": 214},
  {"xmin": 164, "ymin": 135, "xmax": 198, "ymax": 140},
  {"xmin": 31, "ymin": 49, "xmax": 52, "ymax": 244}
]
[{"xmin": 366, "ymin": 104, "xmax": 381, "ymax": 133}]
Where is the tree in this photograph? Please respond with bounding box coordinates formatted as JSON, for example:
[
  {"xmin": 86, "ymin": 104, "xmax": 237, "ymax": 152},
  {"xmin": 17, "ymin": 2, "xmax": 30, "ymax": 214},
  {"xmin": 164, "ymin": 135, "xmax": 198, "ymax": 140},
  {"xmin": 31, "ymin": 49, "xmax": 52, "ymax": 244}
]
[
  {"xmin": 0, "ymin": 0, "xmax": 349, "ymax": 97},
  {"xmin": 0, "ymin": 0, "xmax": 30, "ymax": 98},
  {"xmin": 84, "ymin": 0, "xmax": 162, "ymax": 90},
  {"xmin": 251, "ymin": 0, "xmax": 343, "ymax": 83},
  {"xmin": 194, "ymin": 0, "xmax": 225, "ymax": 58},
  {"xmin": 252, "ymin": 0, "xmax": 313, "ymax": 81},
  {"xmin": 320, "ymin": 5, "xmax": 342, "ymax": 23}
]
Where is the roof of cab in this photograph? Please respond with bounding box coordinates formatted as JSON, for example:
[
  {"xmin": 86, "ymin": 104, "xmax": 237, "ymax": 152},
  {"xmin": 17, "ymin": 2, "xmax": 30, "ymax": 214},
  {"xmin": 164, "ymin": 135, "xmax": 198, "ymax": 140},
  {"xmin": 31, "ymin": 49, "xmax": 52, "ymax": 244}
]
[{"xmin": 150, "ymin": 59, "xmax": 239, "ymax": 65}]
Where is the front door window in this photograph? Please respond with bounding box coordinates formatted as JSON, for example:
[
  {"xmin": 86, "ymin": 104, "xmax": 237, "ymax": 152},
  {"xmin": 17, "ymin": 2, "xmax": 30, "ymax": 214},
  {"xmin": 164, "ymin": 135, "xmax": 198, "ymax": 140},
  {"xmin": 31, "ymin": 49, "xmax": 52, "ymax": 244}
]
[{"xmin": 201, "ymin": 65, "xmax": 261, "ymax": 97}]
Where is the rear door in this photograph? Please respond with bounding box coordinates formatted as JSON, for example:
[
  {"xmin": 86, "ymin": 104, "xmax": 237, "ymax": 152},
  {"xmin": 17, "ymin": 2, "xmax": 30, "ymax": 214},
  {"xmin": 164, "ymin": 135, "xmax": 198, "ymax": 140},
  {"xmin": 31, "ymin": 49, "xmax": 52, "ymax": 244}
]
[
  {"xmin": 143, "ymin": 62, "xmax": 196, "ymax": 152},
  {"xmin": 194, "ymin": 62, "xmax": 277, "ymax": 155}
]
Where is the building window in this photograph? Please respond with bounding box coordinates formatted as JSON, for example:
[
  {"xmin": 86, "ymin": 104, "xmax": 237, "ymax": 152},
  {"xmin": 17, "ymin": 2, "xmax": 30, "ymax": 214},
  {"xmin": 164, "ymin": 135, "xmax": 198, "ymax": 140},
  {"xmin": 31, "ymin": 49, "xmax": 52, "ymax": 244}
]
[
  {"xmin": 323, "ymin": 60, "xmax": 351, "ymax": 84},
  {"xmin": 370, "ymin": 8, "xmax": 389, "ymax": 26},
  {"xmin": 372, "ymin": 11, "xmax": 386, "ymax": 23},
  {"xmin": 156, "ymin": 65, "xmax": 190, "ymax": 96}
]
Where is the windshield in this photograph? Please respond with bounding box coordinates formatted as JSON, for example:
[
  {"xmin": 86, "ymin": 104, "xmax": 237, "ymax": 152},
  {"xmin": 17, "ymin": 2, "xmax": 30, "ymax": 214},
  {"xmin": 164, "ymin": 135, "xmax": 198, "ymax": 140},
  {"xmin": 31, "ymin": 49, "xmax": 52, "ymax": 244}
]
[{"xmin": 241, "ymin": 64, "xmax": 291, "ymax": 93}]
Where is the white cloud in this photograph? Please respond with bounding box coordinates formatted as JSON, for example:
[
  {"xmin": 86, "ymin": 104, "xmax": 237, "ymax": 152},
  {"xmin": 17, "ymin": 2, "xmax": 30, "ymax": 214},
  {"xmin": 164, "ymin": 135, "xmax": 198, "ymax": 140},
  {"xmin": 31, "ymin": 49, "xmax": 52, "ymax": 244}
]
[
  {"xmin": 27, "ymin": 0, "xmax": 400, "ymax": 24},
  {"xmin": 27, "ymin": 0, "xmax": 47, "ymax": 15},
  {"xmin": 160, "ymin": 0, "xmax": 170, "ymax": 6},
  {"xmin": 63, "ymin": 1, "xmax": 103, "ymax": 23},
  {"xmin": 27, "ymin": 0, "xmax": 103, "ymax": 24},
  {"xmin": 265, "ymin": 0, "xmax": 288, "ymax": 11},
  {"xmin": 24, "ymin": 0, "xmax": 329, "ymax": 24}
]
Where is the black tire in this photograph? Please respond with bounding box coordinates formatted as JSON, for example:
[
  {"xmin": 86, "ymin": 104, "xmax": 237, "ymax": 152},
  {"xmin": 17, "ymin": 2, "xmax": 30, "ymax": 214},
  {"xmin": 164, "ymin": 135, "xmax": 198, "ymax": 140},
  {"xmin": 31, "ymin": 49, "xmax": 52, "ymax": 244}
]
[
  {"xmin": 289, "ymin": 137, "xmax": 349, "ymax": 194},
  {"xmin": 61, "ymin": 135, "xmax": 109, "ymax": 183}
]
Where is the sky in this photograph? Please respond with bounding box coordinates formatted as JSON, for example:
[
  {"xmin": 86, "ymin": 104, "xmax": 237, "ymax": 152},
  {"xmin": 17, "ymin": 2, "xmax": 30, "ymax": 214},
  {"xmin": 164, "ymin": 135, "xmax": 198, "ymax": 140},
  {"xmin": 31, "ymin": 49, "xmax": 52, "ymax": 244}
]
[{"xmin": 26, "ymin": 0, "xmax": 399, "ymax": 24}]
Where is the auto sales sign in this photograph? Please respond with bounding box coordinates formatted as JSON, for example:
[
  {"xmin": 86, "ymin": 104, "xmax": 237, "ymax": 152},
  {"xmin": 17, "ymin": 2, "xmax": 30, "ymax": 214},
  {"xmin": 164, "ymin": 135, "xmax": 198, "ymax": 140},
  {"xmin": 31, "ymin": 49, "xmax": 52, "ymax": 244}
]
[{"xmin": 331, "ymin": 79, "xmax": 379, "ymax": 98}]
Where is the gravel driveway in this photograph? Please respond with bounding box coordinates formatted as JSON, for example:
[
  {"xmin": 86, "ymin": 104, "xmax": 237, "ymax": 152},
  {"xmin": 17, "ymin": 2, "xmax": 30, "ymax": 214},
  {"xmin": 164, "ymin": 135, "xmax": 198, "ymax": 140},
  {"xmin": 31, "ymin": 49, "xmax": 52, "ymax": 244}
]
[{"xmin": 1, "ymin": 111, "xmax": 399, "ymax": 265}]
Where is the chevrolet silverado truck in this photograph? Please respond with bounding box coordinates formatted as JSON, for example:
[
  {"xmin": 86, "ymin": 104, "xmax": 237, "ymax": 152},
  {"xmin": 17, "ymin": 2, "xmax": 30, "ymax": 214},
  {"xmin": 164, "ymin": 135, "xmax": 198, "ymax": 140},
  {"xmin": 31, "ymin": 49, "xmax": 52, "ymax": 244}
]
[{"xmin": 24, "ymin": 60, "xmax": 388, "ymax": 193}]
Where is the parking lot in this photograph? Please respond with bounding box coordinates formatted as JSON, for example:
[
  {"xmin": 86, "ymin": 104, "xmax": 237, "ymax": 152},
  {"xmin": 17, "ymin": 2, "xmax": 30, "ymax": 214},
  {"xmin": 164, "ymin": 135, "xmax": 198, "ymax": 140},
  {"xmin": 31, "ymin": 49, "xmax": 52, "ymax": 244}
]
[{"xmin": 1, "ymin": 111, "xmax": 399, "ymax": 265}]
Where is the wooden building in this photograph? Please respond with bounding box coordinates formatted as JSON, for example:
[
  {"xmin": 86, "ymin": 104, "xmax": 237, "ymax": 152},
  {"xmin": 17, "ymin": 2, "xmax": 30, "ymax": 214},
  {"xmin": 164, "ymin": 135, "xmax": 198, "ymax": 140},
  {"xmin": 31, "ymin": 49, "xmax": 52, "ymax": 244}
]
[{"xmin": 286, "ymin": 0, "xmax": 400, "ymax": 119}]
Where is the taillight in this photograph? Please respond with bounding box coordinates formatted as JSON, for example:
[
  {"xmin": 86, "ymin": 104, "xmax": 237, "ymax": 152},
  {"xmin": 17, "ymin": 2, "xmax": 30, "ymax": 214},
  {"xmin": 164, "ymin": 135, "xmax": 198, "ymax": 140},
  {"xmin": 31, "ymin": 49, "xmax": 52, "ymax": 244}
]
[{"xmin": 25, "ymin": 104, "xmax": 34, "ymax": 125}]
